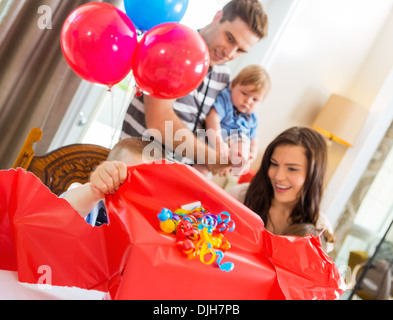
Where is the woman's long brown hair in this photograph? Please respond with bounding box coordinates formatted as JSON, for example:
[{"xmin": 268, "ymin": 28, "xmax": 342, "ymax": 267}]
[{"xmin": 244, "ymin": 127, "xmax": 327, "ymax": 226}]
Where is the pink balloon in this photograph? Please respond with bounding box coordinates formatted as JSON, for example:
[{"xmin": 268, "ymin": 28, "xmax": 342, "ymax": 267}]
[
  {"xmin": 133, "ymin": 23, "xmax": 210, "ymax": 99},
  {"xmin": 61, "ymin": 3, "xmax": 138, "ymax": 87}
]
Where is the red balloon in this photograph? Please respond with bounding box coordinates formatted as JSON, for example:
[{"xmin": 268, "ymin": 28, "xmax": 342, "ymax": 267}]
[
  {"xmin": 61, "ymin": 3, "xmax": 138, "ymax": 87},
  {"xmin": 133, "ymin": 23, "xmax": 210, "ymax": 99}
]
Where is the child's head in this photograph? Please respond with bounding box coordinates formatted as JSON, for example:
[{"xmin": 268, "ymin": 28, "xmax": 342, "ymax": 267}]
[
  {"xmin": 283, "ymin": 222, "xmax": 335, "ymax": 253},
  {"xmin": 107, "ymin": 137, "xmax": 164, "ymax": 166},
  {"xmin": 230, "ymin": 64, "xmax": 271, "ymax": 114},
  {"xmin": 283, "ymin": 223, "xmax": 320, "ymax": 238}
]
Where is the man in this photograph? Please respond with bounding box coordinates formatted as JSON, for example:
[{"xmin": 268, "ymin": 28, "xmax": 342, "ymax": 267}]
[{"xmin": 121, "ymin": 0, "xmax": 268, "ymax": 174}]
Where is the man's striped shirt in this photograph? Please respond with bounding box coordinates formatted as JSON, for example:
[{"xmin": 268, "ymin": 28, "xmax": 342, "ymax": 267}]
[{"xmin": 121, "ymin": 64, "xmax": 231, "ymax": 138}]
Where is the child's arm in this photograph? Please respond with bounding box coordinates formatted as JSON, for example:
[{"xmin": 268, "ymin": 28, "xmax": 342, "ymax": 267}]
[
  {"xmin": 62, "ymin": 161, "xmax": 128, "ymax": 217},
  {"xmin": 249, "ymin": 138, "xmax": 258, "ymax": 162}
]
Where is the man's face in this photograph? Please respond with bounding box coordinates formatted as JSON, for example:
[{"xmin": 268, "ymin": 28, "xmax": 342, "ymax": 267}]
[{"xmin": 202, "ymin": 15, "xmax": 260, "ymax": 66}]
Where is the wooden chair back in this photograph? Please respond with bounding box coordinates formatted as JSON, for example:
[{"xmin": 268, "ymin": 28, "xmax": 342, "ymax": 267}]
[{"xmin": 13, "ymin": 128, "xmax": 110, "ymax": 196}]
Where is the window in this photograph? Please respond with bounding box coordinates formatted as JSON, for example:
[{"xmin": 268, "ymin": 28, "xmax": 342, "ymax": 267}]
[
  {"xmin": 0, "ymin": 0, "xmax": 14, "ymax": 23},
  {"xmin": 354, "ymin": 148, "xmax": 393, "ymax": 234},
  {"xmin": 335, "ymin": 125, "xmax": 393, "ymax": 268}
]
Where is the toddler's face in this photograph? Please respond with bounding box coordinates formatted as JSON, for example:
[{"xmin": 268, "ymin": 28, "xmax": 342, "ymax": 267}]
[{"xmin": 231, "ymin": 83, "xmax": 266, "ymax": 114}]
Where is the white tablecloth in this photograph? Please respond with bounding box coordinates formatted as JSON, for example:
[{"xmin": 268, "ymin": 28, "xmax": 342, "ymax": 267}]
[{"xmin": 0, "ymin": 270, "xmax": 105, "ymax": 300}]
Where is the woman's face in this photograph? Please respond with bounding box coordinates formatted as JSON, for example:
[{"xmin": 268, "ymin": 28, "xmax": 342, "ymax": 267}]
[{"xmin": 268, "ymin": 144, "xmax": 308, "ymax": 206}]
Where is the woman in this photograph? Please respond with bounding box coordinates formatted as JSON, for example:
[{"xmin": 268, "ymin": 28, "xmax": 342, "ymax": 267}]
[{"xmin": 228, "ymin": 126, "xmax": 334, "ymax": 245}]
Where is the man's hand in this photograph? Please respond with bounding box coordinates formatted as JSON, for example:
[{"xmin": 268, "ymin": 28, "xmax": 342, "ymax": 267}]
[{"xmin": 228, "ymin": 139, "xmax": 251, "ymax": 176}]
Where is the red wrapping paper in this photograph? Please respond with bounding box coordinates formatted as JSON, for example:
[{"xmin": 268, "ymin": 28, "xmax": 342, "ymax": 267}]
[
  {"xmin": 0, "ymin": 165, "xmax": 345, "ymax": 299},
  {"xmin": 0, "ymin": 169, "xmax": 129, "ymax": 292}
]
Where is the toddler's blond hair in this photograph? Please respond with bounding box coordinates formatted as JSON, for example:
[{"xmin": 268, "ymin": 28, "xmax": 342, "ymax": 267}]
[{"xmin": 231, "ymin": 64, "xmax": 271, "ymax": 94}]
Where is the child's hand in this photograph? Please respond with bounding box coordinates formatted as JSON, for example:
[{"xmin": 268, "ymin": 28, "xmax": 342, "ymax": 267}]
[
  {"xmin": 213, "ymin": 138, "xmax": 231, "ymax": 177},
  {"xmin": 89, "ymin": 161, "xmax": 128, "ymax": 198}
]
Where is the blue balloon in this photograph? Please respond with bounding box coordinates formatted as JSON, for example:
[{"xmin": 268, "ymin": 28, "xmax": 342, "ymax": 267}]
[{"xmin": 124, "ymin": 0, "xmax": 189, "ymax": 31}]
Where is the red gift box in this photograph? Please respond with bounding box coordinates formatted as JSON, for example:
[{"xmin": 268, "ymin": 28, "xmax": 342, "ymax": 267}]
[{"xmin": 0, "ymin": 164, "xmax": 345, "ymax": 300}]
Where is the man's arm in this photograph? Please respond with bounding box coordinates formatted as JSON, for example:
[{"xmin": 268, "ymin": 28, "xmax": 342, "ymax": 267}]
[
  {"xmin": 143, "ymin": 95, "xmax": 230, "ymax": 171},
  {"xmin": 205, "ymin": 107, "xmax": 223, "ymax": 140},
  {"xmin": 205, "ymin": 108, "xmax": 229, "ymax": 160}
]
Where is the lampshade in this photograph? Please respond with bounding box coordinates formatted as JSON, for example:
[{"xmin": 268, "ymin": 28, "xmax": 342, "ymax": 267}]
[{"xmin": 312, "ymin": 94, "xmax": 368, "ymax": 147}]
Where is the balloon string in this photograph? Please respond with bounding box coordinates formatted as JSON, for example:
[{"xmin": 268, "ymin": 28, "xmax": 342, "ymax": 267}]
[
  {"xmin": 118, "ymin": 71, "xmax": 134, "ymax": 127},
  {"xmin": 108, "ymin": 86, "xmax": 115, "ymax": 149},
  {"xmin": 113, "ymin": 72, "xmax": 135, "ymax": 144}
]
